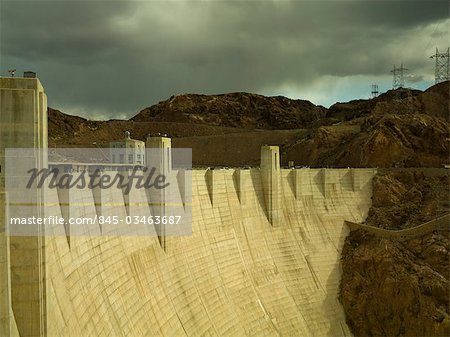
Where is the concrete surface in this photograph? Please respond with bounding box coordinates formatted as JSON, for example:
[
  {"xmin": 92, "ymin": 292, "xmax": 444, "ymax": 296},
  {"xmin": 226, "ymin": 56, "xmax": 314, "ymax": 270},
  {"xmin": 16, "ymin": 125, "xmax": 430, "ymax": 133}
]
[
  {"xmin": 1, "ymin": 77, "xmax": 377, "ymax": 336},
  {"xmin": 39, "ymin": 167, "xmax": 375, "ymax": 337},
  {"xmin": 1, "ymin": 77, "xmax": 47, "ymax": 337}
]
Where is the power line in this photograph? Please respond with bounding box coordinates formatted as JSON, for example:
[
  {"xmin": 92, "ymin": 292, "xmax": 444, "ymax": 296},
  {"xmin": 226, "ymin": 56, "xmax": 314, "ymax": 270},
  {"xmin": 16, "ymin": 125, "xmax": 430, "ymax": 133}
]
[{"xmin": 424, "ymin": 20, "xmax": 442, "ymax": 55}]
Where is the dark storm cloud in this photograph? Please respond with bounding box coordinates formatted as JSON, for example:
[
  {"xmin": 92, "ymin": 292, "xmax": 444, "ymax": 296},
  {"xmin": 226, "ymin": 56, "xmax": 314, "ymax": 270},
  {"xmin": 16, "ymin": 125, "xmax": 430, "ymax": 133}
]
[
  {"xmin": 1, "ymin": 1, "xmax": 138, "ymax": 63},
  {"xmin": 0, "ymin": 0, "xmax": 448, "ymax": 119}
]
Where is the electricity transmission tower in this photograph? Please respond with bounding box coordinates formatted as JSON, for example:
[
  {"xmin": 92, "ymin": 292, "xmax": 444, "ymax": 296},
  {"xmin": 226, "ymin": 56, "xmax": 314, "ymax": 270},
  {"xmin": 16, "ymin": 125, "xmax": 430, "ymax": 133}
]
[
  {"xmin": 391, "ymin": 64, "xmax": 408, "ymax": 89},
  {"xmin": 430, "ymin": 48, "xmax": 449, "ymax": 84},
  {"xmin": 371, "ymin": 84, "xmax": 379, "ymax": 98}
]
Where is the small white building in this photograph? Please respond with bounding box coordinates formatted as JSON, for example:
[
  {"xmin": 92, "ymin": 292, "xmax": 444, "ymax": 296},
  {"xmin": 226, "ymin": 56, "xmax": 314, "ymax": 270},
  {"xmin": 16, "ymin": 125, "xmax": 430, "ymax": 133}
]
[{"xmin": 110, "ymin": 131, "xmax": 145, "ymax": 165}]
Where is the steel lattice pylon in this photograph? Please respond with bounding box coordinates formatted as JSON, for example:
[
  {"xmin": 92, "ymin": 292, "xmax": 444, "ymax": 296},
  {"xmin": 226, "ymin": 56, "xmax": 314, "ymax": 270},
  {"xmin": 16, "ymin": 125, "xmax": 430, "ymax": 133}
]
[
  {"xmin": 391, "ymin": 64, "xmax": 408, "ymax": 89},
  {"xmin": 371, "ymin": 84, "xmax": 379, "ymax": 98},
  {"xmin": 430, "ymin": 47, "xmax": 449, "ymax": 84}
]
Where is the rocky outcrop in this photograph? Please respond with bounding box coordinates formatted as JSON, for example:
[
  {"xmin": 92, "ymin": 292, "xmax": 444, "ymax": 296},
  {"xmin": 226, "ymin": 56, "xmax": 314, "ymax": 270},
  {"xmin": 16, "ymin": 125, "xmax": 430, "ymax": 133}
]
[
  {"xmin": 367, "ymin": 170, "xmax": 450, "ymax": 228},
  {"xmin": 340, "ymin": 170, "xmax": 450, "ymax": 337},
  {"xmin": 131, "ymin": 92, "xmax": 329, "ymax": 129},
  {"xmin": 327, "ymin": 81, "xmax": 449, "ymax": 122},
  {"xmin": 286, "ymin": 113, "xmax": 449, "ymax": 168},
  {"xmin": 340, "ymin": 230, "xmax": 449, "ymax": 337},
  {"xmin": 47, "ymin": 108, "xmax": 249, "ymax": 146}
]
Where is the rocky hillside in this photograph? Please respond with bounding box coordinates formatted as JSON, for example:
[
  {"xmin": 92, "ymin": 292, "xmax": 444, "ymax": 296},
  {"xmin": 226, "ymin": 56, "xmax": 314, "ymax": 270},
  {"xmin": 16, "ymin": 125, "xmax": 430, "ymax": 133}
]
[
  {"xmin": 48, "ymin": 108, "xmax": 249, "ymax": 146},
  {"xmin": 340, "ymin": 169, "xmax": 450, "ymax": 337},
  {"xmin": 366, "ymin": 170, "xmax": 450, "ymax": 229},
  {"xmin": 285, "ymin": 112, "xmax": 449, "ymax": 168},
  {"xmin": 130, "ymin": 92, "xmax": 329, "ymax": 129},
  {"xmin": 327, "ymin": 81, "xmax": 449, "ymax": 122},
  {"xmin": 48, "ymin": 81, "xmax": 449, "ymax": 168},
  {"xmin": 285, "ymin": 81, "xmax": 449, "ymax": 168}
]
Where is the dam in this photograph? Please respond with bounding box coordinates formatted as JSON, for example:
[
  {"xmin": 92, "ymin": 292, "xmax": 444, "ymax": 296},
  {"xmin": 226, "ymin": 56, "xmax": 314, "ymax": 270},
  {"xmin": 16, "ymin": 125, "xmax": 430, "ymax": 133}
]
[{"xmin": 0, "ymin": 77, "xmax": 376, "ymax": 336}]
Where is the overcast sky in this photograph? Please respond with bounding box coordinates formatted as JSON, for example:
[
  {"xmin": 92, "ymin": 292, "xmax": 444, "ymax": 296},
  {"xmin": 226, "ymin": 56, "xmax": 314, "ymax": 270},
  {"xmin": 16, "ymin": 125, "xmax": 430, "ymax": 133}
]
[{"xmin": 0, "ymin": 0, "xmax": 448, "ymax": 120}]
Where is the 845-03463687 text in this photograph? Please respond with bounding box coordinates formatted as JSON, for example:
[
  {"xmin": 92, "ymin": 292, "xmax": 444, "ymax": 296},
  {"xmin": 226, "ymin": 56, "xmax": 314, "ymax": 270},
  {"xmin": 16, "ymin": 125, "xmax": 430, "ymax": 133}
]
[{"xmin": 10, "ymin": 215, "xmax": 182, "ymax": 226}]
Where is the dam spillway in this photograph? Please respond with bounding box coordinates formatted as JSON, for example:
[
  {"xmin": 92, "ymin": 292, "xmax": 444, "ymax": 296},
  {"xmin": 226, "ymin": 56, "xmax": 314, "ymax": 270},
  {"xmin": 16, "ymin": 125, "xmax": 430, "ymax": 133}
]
[{"xmin": 0, "ymin": 77, "xmax": 376, "ymax": 337}]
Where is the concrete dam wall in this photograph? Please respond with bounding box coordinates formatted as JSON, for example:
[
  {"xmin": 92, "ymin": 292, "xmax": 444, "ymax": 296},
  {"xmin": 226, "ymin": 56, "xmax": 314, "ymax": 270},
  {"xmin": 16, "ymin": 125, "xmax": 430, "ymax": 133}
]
[
  {"xmin": 41, "ymin": 167, "xmax": 373, "ymax": 336},
  {"xmin": 0, "ymin": 77, "xmax": 377, "ymax": 337}
]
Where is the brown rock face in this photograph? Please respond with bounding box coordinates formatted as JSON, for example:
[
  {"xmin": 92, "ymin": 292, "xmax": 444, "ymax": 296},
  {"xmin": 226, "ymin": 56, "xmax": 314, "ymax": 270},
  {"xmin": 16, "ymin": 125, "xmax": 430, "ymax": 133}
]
[
  {"xmin": 286, "ymin": 113, "xmax": 449, "ymax": 168},
  {"xmin": 48, "ymin": 82, "xmax": 449, "ymax": 168},
  {"xmin": 131, "ymin": 92, "xmax": 329, "ymax": 129},
  {"xmin": 327, "ymin": 81, "xmax": 449, "ymax": 122},
  {"xmin": 47, "ymin": 107, "xmax": 252, "ymax": 147},
  {"xmin": 340, "ymin": 170, "xmax": 450, "ymax": 337},
  {"xmin": 340, "ymin": 231, "xmax": 449, "ymax": 337},
  {"xmin": 367, "ymin": 171, "xmax": 450, "ymax": 229},
  {"xmin": 286, "ymin": 82, "xmax": 449, "ymax": 168}
]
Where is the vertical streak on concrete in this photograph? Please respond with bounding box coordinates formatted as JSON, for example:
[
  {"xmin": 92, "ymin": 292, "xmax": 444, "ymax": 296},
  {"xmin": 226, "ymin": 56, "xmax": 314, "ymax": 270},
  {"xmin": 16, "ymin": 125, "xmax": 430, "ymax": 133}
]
[
  {"xmin": 56, "ymin": 183, "xmax": 71, "ymax": 246},
  {"xmin": 90, "ymin": 170, "xmax": 103, "ymax": 233},
  {"xmin": 177, "ymin": 170, "xmax": 187, "ymax": 210},
  {"xmin": 350, "ymin": 169, "xmax": 360, "ymax": 192},
  {"xmin": 322, "ymin": 169, "xmax": 339, "ymax": 199},
  {"xmin": 321, "ymin": 168, "xmax": 328, "ymax": 198},
  {"xmin": 294, "ymin": 168, "xmax": 312, "ymax": 199},
  {"xmin": 234, "ymin": 169, "xmax": 249, "ymax": 205},
  {"xmin": 206, "ymin": 169, "xmax": 214, "ymax": 206},
  {"xmin": 120, "ymin": 171, "xmax": 131, "ymax": 216},
  {"xmin": 260, "ymin": 146, "xmax": 280, "ymax": 226}
]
